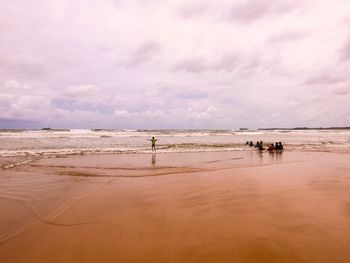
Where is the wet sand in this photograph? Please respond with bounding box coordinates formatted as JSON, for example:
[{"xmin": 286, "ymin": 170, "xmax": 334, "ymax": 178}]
[{"xmin": 0, "ymin": 151, "xmax": 350, "ymax": 263}]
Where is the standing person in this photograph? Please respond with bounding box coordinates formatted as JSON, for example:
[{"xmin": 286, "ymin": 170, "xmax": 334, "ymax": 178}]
[{"xmin": 148, "ymin": 137, "xmax": 158, "ymax": 151}]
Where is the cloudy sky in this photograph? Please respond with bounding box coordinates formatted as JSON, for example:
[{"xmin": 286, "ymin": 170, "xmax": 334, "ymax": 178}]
[{"xmin": 1, "ymin": 0, "xmax": 350, "ymax": 129}]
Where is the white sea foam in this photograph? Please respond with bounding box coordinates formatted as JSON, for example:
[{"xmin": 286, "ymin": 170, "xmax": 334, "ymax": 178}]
[{"xmin": 1, "ymin": 129, "xmax": 350, "ymax": 159}]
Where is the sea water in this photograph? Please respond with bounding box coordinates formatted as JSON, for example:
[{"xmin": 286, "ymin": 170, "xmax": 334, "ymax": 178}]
[{"xmin": 1, "ymin": 129, "xmax": 350, "ymax": 159}]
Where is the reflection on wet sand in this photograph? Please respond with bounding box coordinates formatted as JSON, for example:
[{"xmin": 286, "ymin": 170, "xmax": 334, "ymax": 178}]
[
  {"xmin": 268, "ymin": 150, "xmax": 284, "ymax": 162},
  {"xmin": 0, "ymin": 151, "xmax": 350, "ymax": 263},
  {"xmin": 151, "ymin": 153, "xmax": 156, "ymax": 166}
]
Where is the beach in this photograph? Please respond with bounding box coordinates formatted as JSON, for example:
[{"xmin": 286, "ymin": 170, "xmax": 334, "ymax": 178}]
[
  {"xmin": 1, "ymin": 150, "xmax": 350, "ymax": 263},
  {"xmin": 2, "ymin": 0, "xmax": 350, "ymax": 261}
]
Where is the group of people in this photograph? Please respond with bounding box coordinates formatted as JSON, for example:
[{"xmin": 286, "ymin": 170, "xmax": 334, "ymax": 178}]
[
  {"xmin": 246, "ymin": 141, "xmax": 284, "ymax": 152},
  {"xmin": 148, "ymin": 137, "xmax": 284, "ymax": 152}
]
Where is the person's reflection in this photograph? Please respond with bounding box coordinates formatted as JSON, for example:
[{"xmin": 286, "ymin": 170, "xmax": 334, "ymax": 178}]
[
  {"xmin": 151, "ymin": 153, "xmax": 156, "ymax": 166},
  {"xmin": 256, "ymin": 150, "xmax": 264, "ymax": 164},
  {"xmin": 268, "ymin": 150, "xmax": 284, "ymax": 162},
  {"xmin": 275, "ymin": 150, "xmax": 283, "ymax": 161}
]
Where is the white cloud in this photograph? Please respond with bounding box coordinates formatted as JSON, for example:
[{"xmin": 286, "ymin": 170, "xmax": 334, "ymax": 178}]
[
  {"xmin": 0, "ymin": 93, "xmax": 52, "ymax": 122},
  {"xmin": 4, "ymin": 79, "xmax": 21, "ymax": 89},
  {"xmin": 62, "ymin": 85, "xmax": 99, "ymax": 98},
  {"xmin": 114, "ymin": 109, "xmax": 164, "ymax": 120}
]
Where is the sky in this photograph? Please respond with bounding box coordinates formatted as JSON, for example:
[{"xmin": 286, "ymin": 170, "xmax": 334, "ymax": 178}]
[{"xmin": 1, "ymin": 0, "xmax": 350, "ymax": 129}]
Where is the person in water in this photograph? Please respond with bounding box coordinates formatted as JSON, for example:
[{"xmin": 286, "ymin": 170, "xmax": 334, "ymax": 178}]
[
  {"xmin": 148, "ymin": 137, "xmax": 158, "ymax": 151},
  {"xmin": 278, "ymin": 142, "xmax": 284, "ymax": 150},
  {"xmin": 267, "ymin": 143, "xmax": 275, "ymax": 152},
  {"xmin": 254, "ymin": 141, "xmax": 260, "ymax": 148},
  {"xmin": 258, "ymin": 141, "xmax": 265, "ymax": 151},
  {"xmin": 249, "ymin": 141, "xmax": 254, "ymax": 146},
  {"xmin": 275, "ymin": 142, "xmax": 279, "ymax": 150}
]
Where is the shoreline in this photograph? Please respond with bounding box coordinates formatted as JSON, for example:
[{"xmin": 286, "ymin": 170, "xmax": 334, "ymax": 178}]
[{"xmin": 2, "ymin": 146, "xmax": 350, "ymax": 173}]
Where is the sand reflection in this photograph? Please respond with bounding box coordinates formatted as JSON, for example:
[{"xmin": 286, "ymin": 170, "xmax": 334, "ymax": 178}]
[{"xmin": 1, "ymin": 151, "xmax": 350, "ymax": 263}]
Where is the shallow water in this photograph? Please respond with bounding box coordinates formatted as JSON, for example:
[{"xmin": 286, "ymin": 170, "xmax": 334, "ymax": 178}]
[{"xmin": 1, "ymin": 129, "xmax": 350, "ymax": 158}]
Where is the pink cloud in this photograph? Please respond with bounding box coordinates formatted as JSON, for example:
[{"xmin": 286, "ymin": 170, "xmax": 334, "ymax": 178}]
[{"xmin": 229, "ymin": 0, "xmax": 302, "ymax": 23}]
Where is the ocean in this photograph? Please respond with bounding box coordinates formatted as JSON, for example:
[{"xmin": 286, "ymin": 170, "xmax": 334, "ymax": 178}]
[{"xmin": 1, "ymin": 129, "xmax": 350, "ymax": 160}]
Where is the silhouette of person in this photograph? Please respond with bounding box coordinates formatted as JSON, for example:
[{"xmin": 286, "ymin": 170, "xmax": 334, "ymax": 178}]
[
  {"xmin": 148, "ymin": 136, "xmax": 158, "ymax": 151},
  {"xmin": 275, "ymin": 142, "xmax": 279, "ymax": 150},
  {"xmin": 249, "ymin": 141, "xmax": 254, "ymax": 146},
  {"xmin": 258, "ymin": 141, "xmax": 265, "ymax": 151},
  {"xmin": 279, "ymin": 142, "xmax": 284, "ymax": 150},
  {"xmin": 268, "ymin": 144, "xmax": 275, "ymax": 152}
]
